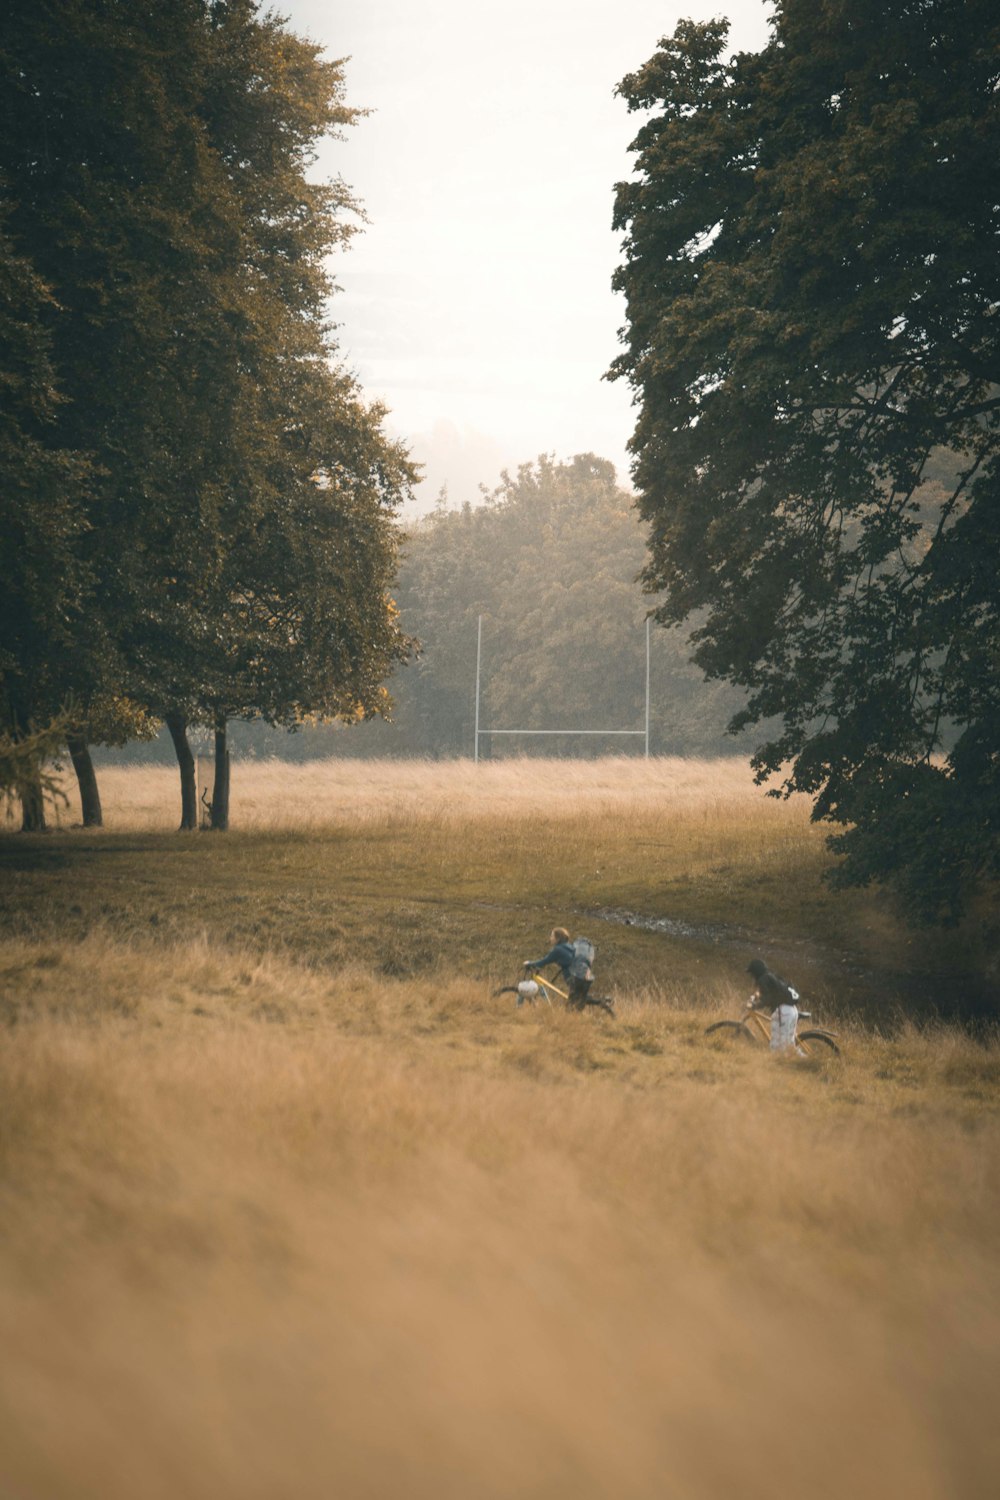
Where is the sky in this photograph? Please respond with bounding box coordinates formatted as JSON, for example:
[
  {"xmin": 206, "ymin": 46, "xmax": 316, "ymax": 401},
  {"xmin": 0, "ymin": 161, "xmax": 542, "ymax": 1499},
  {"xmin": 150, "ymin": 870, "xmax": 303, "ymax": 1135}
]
[{"xmin": 283, "ymin": 1, "xmax": 773, "ymax": 510}]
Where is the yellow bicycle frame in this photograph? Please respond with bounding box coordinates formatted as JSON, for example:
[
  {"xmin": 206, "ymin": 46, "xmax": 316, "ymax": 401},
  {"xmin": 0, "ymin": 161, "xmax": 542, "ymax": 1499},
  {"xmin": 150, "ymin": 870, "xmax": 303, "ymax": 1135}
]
[
  {"xmin": 526, "ymin": 970, "xmax": 567, "ymax": 1005},
  {"xmin": 744, "ymin": 1007, "xmax": 773, "ymax": 1042},
  {"xmin": 744, "ymin": 1002, "xmax": 839, "ymax": 1056}
]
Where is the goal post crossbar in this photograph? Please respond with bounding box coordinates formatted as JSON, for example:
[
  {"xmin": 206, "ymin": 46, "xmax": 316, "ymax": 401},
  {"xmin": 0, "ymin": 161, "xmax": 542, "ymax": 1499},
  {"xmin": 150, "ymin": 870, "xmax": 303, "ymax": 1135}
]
[
  {"xmin": 482, "ymin": 729, "xmax": 645, "ymax": 736},
  {"xmin": 474, "ymin": 616, "xmax": 652, "ymax": 761}
]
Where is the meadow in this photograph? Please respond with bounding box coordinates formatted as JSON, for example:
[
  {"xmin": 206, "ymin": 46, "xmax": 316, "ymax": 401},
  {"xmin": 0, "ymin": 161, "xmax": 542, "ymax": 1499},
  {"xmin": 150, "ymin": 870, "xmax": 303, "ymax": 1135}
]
[{"xmin": 0, "ymin": 757, "xmax": 997, "ymax": 1498}]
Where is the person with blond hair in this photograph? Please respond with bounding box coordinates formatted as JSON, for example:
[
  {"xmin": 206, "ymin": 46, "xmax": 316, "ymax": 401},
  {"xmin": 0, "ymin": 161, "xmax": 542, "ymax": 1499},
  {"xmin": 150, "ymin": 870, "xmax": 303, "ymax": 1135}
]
[{"xmin": 525, "ymin": 927, "xmax": 594, "ymax": 1010}]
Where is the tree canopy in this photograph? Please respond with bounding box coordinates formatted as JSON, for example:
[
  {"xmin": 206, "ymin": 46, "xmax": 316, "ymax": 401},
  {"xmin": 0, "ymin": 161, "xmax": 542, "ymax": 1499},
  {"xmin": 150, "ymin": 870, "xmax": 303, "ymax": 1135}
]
[
  {"xmin": 0, "ymin": 197, "xmax": 92, "ymax": 724},
  {"xmin": 611, "ymin": 0, "xmax": 1000, "ymax": 922},
  {"xmin": 0, "ymin": 0, "xmax": 413, "ymax": 828},
  {"xmin": 201, "ymin": 453, "xmax": 758, "ymax": 763}
]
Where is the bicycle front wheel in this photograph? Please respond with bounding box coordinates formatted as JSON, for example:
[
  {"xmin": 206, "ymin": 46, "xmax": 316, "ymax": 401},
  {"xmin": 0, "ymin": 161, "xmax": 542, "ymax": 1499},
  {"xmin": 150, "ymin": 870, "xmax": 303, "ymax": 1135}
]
[
  {"xmin": 704, "ymin": 1020, "xmax": 757, "ymax": 1044},
  {"xmin": 797, "ymin": 1030, "xmax": 840, "ymax": 1056}
]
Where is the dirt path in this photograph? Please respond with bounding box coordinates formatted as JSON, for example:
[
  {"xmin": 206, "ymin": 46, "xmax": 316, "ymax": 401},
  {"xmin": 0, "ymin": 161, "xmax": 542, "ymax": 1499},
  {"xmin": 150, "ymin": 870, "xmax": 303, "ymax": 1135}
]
[{"xmin": 590, "ymin": 904, "xmax": 998, "ymax": 1026}]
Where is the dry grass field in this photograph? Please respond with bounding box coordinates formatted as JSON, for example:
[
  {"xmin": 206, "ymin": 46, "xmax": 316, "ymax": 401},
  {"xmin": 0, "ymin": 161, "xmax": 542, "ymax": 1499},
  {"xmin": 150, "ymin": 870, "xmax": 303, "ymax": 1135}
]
[
  {"xmin": 1, "ymin": 757, "xmax": 998, "ymax": 1498},
  {"xmin": 27, "ymin": 751, "xmax": 794, "ymax": 830}
]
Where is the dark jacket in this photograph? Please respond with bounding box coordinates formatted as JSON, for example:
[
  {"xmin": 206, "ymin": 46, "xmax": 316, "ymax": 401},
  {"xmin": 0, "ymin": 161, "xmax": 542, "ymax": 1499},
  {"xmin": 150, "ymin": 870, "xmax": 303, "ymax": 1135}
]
[
  {"xmin": 752, "ymin": 965, "xmax": 797, "ymax": 1010},
  {"xmin": 527, "ymin": 941, "xmax": 576, "ymax": 982}
]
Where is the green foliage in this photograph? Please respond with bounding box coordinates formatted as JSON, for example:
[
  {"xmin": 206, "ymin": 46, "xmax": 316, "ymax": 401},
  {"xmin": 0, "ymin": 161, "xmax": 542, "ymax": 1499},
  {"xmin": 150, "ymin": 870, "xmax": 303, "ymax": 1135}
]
[
  {"xmin": 211, "ymin": 368, "xmax": 415, "ymax": 733},
  {"xmin": 78, "ymin": 696, "xmax": 159, "ymax": 750},
  {"xmin": 0, "ymin": 716, "xmax": 67, "ymax": 813},
  {"xmin": 611, "ymin": 0, "xmax": 1000, "ymax": 923},
  {"xmin": 0, "ymin": 201, "xmax": 93, "ymax": 742},
  {"xmin": 285, "ymin": 453, "xmax": 758, "ymax": 760},
  {"xmin": 0, "ymin": 0, "xmax": 412, "ymax": 778}
]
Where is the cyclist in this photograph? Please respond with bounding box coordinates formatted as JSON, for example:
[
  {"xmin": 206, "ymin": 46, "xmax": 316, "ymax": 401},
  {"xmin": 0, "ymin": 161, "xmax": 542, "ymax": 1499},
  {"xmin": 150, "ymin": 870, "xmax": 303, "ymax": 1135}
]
[
  {"xmin": 525, "ymin": 927, "xmax": 594, "ymax": 1010},
  {"xmin": 747, "ymin": 957, "xmax": 802, "ymax": 1052}
]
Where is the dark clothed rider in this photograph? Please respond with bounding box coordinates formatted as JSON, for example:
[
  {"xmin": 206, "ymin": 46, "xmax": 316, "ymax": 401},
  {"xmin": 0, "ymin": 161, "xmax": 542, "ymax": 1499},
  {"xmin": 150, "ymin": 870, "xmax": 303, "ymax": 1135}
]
[
  {"xmin": 525, "ymin": 927, "xmax": 592, "ymax": 1010},
  {"xmin": 747, "ymin": 957, "xmax": 801, "ymax": 1051},
  {"xmin": 747, "ymin": 958, "xmax": 798, "ymax": 1011}
]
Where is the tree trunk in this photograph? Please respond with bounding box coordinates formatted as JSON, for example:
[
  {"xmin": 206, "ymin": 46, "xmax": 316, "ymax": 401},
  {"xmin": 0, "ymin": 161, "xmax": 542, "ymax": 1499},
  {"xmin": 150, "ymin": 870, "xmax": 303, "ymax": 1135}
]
[
  {"xmin": 210, "ymin": 716, "xmax": 230, "ymax": 831},
  {"xmin": 67, "ymin": 734, "xmax": 103, "ymax": 827},
  {"xmin": 6, "ymin": 693, "xmax": 48, "ymax": 832},
  {"xmin": 19, "ymin": 772, "xmax": 47, "ymax": 832},
  {"xmin": 165, "ymin": 711, "xmax": 198, "ymax": 831}
]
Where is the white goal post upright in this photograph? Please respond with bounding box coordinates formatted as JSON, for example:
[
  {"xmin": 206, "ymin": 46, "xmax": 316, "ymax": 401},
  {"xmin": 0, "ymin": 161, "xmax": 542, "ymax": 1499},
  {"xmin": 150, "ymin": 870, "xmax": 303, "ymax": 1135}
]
[
  {"xmin": 473, "ymin": 614, "xmax": 651, "ymax": 762},
  {"xmin": 474, "ymin": 613, "xmax": 482, "ymax": 762},
  {"xmin": 645, "ymin": 612, "xmax": 651, "ymax": 753}
]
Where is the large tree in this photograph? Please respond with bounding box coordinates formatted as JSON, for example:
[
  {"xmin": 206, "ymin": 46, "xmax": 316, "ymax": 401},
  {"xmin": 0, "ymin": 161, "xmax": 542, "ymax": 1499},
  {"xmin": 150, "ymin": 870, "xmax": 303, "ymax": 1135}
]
[
  {"xmin": 194, "ymin": 365, "xmax": 415, "ymax": 828},
  {"xmin": 0, "ymin": 201, "xmax": 92, "ymax": 829},
  {"xmin": 611, "ymin": 0, "xmax": 1000, "ymax": 923},
  {"xmin": 0, "ymin": 0, "xmax": 413, "ymax": 830}
]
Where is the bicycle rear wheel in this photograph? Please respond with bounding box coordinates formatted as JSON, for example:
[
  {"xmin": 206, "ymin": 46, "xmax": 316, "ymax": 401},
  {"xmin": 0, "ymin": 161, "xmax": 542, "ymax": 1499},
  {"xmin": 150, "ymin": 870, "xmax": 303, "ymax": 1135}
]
[
  {"xmin": 704, "ymin": 1020, "xmax": 757, "ymax": 1043},
  {"xmin": 797, "ymin": 1030, "xmax": 840, "ymax": 1056}
]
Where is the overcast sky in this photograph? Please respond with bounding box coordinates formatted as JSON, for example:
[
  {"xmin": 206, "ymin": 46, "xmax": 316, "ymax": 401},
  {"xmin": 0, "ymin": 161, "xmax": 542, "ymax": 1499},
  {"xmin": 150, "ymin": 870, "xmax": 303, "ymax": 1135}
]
[{"xmin": 282, "ymin": 1, "xmax": 772, "ymax": 509}]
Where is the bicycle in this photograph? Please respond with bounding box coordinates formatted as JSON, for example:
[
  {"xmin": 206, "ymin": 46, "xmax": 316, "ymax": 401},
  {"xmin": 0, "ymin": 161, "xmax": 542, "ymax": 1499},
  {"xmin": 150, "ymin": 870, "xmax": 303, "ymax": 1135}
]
[
  {"xmin": 705, "ymin": 997, "xmax": 840, "ymax": 1055},
  {"xmin": 497, "ymin": 965, "xmax": 616, "ymax": 1018}
]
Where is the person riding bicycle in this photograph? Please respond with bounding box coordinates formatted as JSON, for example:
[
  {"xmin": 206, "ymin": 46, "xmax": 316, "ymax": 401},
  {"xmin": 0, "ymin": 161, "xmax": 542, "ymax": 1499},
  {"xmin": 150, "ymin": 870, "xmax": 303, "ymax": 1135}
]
[
  {"xmin": 525, "ymin": 927, "xmax": 594, "ymax": 1010},
  {"xmin": 747, "ymin": 957, "xmax": 802, "ymax": 1053}
]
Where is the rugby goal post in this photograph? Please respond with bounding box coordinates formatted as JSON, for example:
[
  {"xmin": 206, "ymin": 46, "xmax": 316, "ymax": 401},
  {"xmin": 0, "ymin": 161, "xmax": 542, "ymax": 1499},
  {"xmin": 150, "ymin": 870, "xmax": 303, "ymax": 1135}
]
[{"xmin": 473, "ymin": 614, "xmax": 651, "ymax": 762}]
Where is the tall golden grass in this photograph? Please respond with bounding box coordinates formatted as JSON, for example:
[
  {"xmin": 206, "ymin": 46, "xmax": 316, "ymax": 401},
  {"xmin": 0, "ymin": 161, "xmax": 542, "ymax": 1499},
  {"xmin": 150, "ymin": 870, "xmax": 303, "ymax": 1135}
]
[
  {"xmin": 5, "ymin": 754, "xmax": 870, "ymax": 1016},
  {"xmin": 14, "ymin": 754, "xmax": 943, "ymax": 1010},
  {"xmin": 29, "ymin": 752, "xmax": 803, "ymax": 831},
  {"xmin": 1, "ymin": 923, "xmax": 998, "ymax": 1499}
]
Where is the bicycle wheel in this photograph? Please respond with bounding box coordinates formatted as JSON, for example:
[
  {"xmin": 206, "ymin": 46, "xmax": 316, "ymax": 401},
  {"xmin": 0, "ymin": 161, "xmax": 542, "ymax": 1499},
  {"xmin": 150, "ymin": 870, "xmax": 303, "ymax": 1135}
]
[
  {"xmin": 797, "ymin": 1030, "xmax": 840, "ymax": 1056},
  {"xmin": 704, "ymin": 1020, "xmax": 757, "ymax": 1043}
]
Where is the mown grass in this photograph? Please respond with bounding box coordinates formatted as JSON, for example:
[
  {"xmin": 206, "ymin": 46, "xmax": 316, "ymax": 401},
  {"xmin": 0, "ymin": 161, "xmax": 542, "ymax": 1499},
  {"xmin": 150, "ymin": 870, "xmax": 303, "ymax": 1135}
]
[{"xmin": 0, "ymin": 758, "xmax": 998, "ymax": 1498}]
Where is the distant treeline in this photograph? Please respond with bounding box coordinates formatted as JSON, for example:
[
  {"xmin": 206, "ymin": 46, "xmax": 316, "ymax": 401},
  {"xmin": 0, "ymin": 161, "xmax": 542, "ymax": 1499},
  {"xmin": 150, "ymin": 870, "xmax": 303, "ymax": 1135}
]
[{"xmin": 101, "ymin": 454, "xmax": 759, "ymax": 766}]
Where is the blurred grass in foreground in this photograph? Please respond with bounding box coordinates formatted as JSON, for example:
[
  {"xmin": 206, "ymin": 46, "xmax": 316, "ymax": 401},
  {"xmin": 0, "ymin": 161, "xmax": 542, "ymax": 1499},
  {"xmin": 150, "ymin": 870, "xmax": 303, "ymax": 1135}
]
[
  {"xmin": 0, "ymin": 933, "xmax": 997, "ymax": 1499},
  {"xmin": 0, "ymin": 758, "xmax": 997, "ymax": 1497}
]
